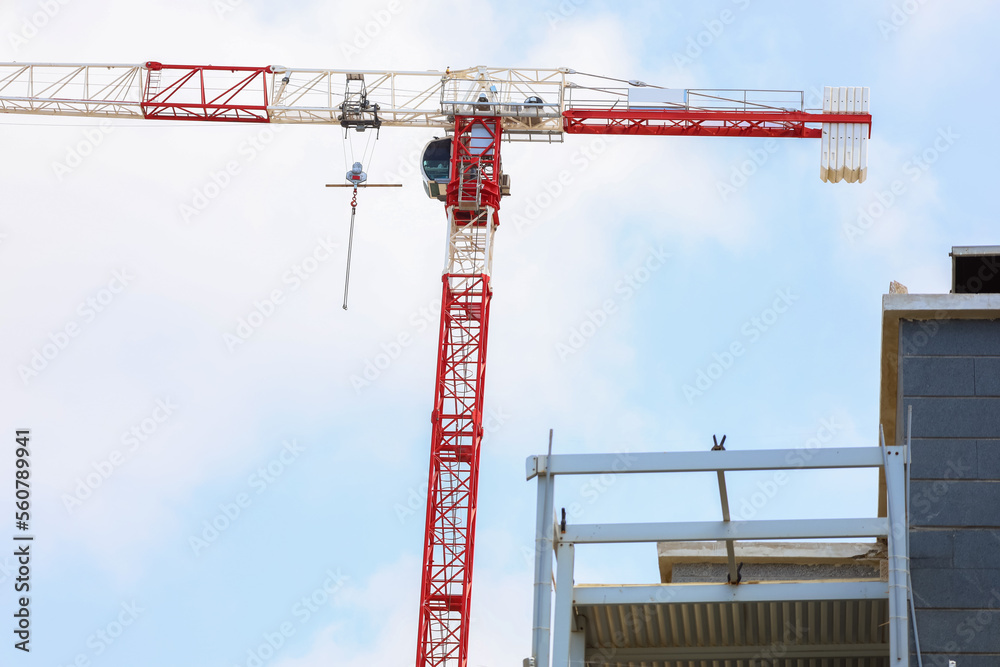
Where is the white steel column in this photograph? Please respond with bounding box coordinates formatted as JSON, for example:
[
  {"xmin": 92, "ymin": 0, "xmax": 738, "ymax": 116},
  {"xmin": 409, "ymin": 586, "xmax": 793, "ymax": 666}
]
[
  {"xmin": 531, "ymin": 463, "xmax": 555, "ymax": 667},
  {"xmin": 442, "ymin": 207, "xmax": 497, "ymax": 278},
  {"xmin": 569, "ymin": 625, "xmax": 586, "ymax": 667},
  {"xmin": 885, "ymin": 444, "xmax": 910, "ymax": 666},
  {"xmin": 551, "ymin": 543, "xmax": 575, "ymax": 667}
]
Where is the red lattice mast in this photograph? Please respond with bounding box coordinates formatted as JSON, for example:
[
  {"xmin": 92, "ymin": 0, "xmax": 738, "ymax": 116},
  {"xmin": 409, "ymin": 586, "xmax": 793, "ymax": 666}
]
[{"xmin": 416, "ymin": 115, "xmax": 503, "ymax": 667}]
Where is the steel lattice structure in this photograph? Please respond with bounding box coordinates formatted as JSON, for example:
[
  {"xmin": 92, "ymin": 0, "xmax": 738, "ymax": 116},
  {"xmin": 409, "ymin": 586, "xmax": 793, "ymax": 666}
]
[
  {"xmin": 0, "ymin": 59, "xmax": 873, "ymax": 667},
  {"xmin": 417, "ymin": 115, "xmax": 502, "ymax": 667}
]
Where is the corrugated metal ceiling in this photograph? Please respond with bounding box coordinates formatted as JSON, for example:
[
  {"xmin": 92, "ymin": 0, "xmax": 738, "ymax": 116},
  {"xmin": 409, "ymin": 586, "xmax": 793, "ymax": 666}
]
[{"xmin": 576, "ymin": 597, "xmax": 889, "ymax": 667}]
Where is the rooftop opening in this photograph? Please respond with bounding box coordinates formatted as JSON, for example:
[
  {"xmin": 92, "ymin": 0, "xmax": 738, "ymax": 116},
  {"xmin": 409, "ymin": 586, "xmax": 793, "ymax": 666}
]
[{"xmin": 951, "ymin": 245, "xmax": 1000, "ymax": 293}]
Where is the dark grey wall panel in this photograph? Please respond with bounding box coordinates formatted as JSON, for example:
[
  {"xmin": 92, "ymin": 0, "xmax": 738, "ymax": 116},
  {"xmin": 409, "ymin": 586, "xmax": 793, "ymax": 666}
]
[
  {"xmin": 913, "ymin": 655, "xmax": 1000, "ymax": 667},
  {"xmin": 901, "ymin": 317, "xmax": 1000, "ymax": 664},
  {"xmin": 976, "ymin": 357, "xmax": 1000, "ymax": 396},
  {"xmin": 954, "ymin": 530, "xmax": 1000, "ymax": 569},
  {"xmin": 910, "ymin": 439, "xmax": 977, "ymax": 480},
  {"xmin": 914, "ymin": 608, "xmax": 1000, "ymax": 652},
  {"xmin": 911, "ymin": 480, "xmax": 1000, "ymax": 526},
  {"xmin": 910, "ymin": 568, "xmax": 1000, "ymax": 608},
  {"xmin": 902, "ymin": 357, "xmax": 976, "ymax": 396},
  {"xmin": 906, "ymin": 397, "xmax": 1000, "ymax": 438},
  {"xmin": 910, "ymin": 529, "xmax": 954, "ymax": 568},
  {"xmin": 901, "ymin": 319, "xmax": 1000, "ymax": 356},
  {"xmin": 978, "ymin": 439, "xmax": 1000, "ymax": 479}
]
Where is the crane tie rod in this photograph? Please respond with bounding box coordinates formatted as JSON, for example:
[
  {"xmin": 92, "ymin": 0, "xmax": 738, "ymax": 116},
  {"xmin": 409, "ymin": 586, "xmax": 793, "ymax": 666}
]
[
  {"xmin": 342, "ymin": 186, "xmax": 358, "ymax": 310},
  {"xmin": 324, "ymin": 182, "xmax": 401, "ymax": 311}
]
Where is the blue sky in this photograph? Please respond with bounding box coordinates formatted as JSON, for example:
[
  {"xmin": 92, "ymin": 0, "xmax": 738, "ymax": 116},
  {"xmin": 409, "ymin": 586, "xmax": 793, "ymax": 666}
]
[{"xmin": 1, "ymin": 0, "xmax": 998, "ymax": 665}]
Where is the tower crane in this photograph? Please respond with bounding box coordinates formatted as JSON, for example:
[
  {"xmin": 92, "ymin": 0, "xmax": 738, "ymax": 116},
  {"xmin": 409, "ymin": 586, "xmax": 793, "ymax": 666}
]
[{"xmin": 0, "ymin": 61, "xmax": 872, "ymax": 667}]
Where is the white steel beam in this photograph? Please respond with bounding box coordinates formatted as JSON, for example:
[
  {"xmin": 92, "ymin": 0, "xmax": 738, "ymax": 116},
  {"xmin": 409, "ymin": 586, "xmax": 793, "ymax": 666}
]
[
  {"xmin": 559, "ymin": 517, "xmax": 889, "ymax": 544},
  {"xmin": 573, "ymin": 580, "xmax": 889, "ymax": 606},
  {"xmin": 269, "ymin": 66, "xmax": 567, "ymax": 133},
  {"xmin": 588, "ymin": 643, "xmax": 890, "ymax": 662},
  {"xmin": 526, "ymin": 447, "xmax": 885, "ymax": 479},
  {"xmin": 0, "ymin": 64, "xmax": 145, "ymax": 119}
]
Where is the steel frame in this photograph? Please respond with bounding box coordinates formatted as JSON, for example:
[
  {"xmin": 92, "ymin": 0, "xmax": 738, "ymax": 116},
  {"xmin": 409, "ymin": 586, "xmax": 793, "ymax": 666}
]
[
  {"xmin": 527, "ymin": 445, "xmax": 910, "ymax": 667},
  {"xmin": 574, "ymin": 580, "xmax": 891, "ymax": 606},
  {"xmin": 0, "ymin": 63, "xmax": 144, "ymax": 118},
  {"xmin": 142, "ymin": 62, "xmax": 270, "ymax": 122},
  {"xmin": 0, "ymin": 62, "xmax": 872, "ymax": 143}
]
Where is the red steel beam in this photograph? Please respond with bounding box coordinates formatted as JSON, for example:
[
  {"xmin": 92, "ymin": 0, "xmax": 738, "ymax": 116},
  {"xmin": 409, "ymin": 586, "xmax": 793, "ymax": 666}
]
[
  {"xmin": 563, "ymin": 108, "xmax": 872, "ymax": 139},
  {"xmin": 141, "ymin": 62, "xmax": 270, "ymax": 122}
]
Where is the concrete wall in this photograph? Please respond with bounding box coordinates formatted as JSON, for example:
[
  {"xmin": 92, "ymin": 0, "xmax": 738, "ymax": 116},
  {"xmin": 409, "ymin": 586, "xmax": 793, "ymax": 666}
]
[{"xmin": 900, "ymin": 319, "xmax": 1000, "ymax": 666}]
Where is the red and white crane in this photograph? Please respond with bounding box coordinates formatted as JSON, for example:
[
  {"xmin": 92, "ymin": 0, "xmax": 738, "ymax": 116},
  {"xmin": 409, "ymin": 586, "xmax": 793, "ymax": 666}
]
[{"xmin": 0, "ymin": 61, "xmax": 872, "ymax": 667}]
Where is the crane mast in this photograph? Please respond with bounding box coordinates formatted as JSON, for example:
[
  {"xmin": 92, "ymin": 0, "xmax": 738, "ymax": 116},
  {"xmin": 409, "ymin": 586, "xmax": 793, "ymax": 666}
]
[
  {"xmin": 418, "ymin": 114, "xmax": 503, "ymax": 667},
  {"xmin": 0, "ymin": 60, "xmax": 872, "ymax": 667}
]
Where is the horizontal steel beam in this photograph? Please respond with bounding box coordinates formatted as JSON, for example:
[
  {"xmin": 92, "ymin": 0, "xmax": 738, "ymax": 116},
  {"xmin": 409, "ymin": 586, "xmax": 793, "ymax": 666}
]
[
  {"xmin": 559, "ymin": 517, "xmax": 888, "ymax": 544},
  {"xmin": 563, "ymin": 108, "xmax": 872, "ymax": 125},
  {"xmin": 573, "ymin": 580, "xmax": 889, "ymax": 606},
  {"xmin": 526, "ymin": 447, "xmax": 889, "ymax": 479},
  {"xmin": 586, "ymin": 643, "xmax": 889, "ymax": 662}
]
